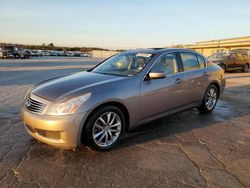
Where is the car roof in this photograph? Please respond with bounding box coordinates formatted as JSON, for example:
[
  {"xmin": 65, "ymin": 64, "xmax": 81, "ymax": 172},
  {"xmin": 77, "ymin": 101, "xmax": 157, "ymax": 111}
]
[{"xmin": 123, "ymin": 48, "xmax": 198, "ymax": 55}]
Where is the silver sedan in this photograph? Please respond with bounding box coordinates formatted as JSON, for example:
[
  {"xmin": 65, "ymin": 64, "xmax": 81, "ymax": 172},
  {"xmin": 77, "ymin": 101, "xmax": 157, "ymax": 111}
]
[{"xmin": 21, "ymin": 48, "xmax": 226, "ymax": 151}]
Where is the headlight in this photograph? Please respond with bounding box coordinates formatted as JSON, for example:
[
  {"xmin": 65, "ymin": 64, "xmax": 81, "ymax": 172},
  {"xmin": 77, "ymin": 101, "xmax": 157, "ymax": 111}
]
[{"xmin": 47, "ymin": 93, "xmax": 91, "ymax": 116}]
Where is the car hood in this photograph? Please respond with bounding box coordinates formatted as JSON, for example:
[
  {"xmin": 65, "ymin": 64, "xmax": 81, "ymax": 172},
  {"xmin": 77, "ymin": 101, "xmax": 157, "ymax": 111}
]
[{"xmin": 32, "ymin": 71, "xmax": 126, "ymax": 102}]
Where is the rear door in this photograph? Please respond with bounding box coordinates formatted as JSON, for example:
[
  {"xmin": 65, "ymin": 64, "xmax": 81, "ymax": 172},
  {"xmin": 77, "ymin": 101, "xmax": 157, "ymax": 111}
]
[
  {"xmin": 178, "ymin": 52, "xmax": 208, "ymax": 103},
  {"xmin": 227, "ymin": 53, "xmax": 237, "ymax": 69},
  {"xmin": 236, "ymin": 53, "xmax": 246, "ymax": 69}
]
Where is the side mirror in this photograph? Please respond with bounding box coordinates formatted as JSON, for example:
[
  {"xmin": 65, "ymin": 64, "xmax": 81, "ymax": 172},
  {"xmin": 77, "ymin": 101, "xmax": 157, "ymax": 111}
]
[{"xmin": 148, "ymin": 72, "xmax": 166, "ymax": 79}]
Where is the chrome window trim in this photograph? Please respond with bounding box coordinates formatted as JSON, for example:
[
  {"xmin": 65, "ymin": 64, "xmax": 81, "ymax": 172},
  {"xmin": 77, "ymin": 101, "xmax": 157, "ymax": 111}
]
[{"xmin": 142, "ymin": 50, "xmax": 208, "ymax": 82}]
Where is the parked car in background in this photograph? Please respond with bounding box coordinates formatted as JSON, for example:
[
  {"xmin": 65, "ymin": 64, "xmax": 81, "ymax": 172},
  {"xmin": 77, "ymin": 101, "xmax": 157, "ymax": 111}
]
[
  {"xmin": 0, "ymin": 45, "xmax": 14, "ymax": 58},
  {"xmin": 48, "ymin": 50, "xmax": 59, "ymax": 56},
  {"xmin": 81, "ymin": 53, "xmax": 91, "ymax": 57},
  {"xmin": 66, "ymin": 51, "xmax": 75, "ymax": 57},
  {"xmin": 231, "ymin": 49, "xmax": 250, "ymax": 57},
  {"xmin": 208, "ymin": 52, "xmax": 249, "ymax": 72},
  {"xmin": 26, "ymin": 50, "xmax": 38, "ymax": 57},
  {"xmin": 0, "ymin": 45, "xmax": 30, "ymax": 59},
  {"xmin": 22, "ymin": 48, "xmax": 225, "ymax": 151}
]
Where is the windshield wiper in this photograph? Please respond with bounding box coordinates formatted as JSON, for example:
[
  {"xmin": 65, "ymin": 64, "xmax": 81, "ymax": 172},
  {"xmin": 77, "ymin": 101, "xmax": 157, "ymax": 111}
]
[{"xmin": 93, "ymin": 71, "xmax": 129, "ymax": 77}]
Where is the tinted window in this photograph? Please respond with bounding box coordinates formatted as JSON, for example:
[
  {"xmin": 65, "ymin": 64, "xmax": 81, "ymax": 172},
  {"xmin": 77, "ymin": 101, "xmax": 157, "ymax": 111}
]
[
  {"xmin": 197, "ymin": 55, "xmax": 206, "ymax": 68},
  {"xmin": 151, "ymin": 53, "xmax": 179, "ymax": 75},
  {"xmin": 180, "ymin": 53, "xmax": 200, "ymax": 71}
]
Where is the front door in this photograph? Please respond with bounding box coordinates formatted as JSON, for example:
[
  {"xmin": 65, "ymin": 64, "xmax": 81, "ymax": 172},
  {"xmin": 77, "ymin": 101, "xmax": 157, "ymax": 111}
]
[{"xmin": 140, "ymin": 53, "xmax": 187, "ymax": 119}]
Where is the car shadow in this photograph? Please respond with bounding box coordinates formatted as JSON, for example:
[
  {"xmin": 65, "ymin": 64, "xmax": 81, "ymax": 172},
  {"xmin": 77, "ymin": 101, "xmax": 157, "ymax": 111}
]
[{"xmin": 116, "ymin": 85, "xmax": 250, "ymax": 150}]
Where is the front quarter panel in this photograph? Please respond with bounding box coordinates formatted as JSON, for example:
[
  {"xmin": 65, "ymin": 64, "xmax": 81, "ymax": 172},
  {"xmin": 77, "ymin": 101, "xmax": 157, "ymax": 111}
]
[{"xmin": 76, "ymin": 77, "xmax": 141, "ymax": 130}]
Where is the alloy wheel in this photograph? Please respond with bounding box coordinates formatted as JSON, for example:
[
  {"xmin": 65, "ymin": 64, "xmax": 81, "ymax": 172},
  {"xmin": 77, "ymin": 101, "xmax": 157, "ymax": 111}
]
[
  {"xmin": 205, "ymin": 88, "xmax": 217, "ymax": 110},
  {"xmin": 92, "ymin": 112, "xmax": 122, "ymax": 148}
]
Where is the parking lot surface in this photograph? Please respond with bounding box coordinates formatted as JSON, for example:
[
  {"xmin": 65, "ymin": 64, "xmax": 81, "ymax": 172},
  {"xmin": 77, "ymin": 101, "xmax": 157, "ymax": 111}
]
[{"xmin": 0, "ymin": 57, "xmax": 250, "ymax": 187}]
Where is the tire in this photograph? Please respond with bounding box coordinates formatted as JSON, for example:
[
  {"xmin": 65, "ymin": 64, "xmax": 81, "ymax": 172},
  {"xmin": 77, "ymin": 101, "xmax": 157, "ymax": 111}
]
[
  {"xmin": 242, "ymin": 64, "xmax": 249, "ymax": 73},
  {"xmin": 198, "ymin": 85, "xmax": 218, "ymax": 113},
  {"xmin": 83, "ymin": 105, "xmax": 125, "ymax": 151},
  {"xmin": 221, "ymin": 64, "xmax": 226, "ymax": 72},
  {"xmin": 15, "ymin": 54, "xmax": 20, "ymax": 59}
]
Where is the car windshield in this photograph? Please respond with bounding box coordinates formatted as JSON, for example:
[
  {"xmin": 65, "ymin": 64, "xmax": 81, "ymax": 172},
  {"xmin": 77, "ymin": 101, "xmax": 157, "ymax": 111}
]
[
  {"xmin": 91, "ymin": 52, "xmax": 154, "ymax": 77},
  {"xmin": 210, "ymin": 53, "xmax": 230, "ymax": 59}
]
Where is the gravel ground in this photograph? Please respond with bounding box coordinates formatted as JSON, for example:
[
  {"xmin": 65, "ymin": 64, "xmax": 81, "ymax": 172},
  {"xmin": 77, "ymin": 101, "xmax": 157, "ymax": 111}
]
[{"xmin": 0, "ymin": 57, "xmax": 250, "ymax": 188}]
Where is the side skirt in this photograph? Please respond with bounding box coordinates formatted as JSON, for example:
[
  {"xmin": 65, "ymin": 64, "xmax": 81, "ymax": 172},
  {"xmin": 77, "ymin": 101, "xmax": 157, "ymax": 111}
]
[{"xmin": 129, "ymin": 102, "xmax": 201, "ymax": 130}]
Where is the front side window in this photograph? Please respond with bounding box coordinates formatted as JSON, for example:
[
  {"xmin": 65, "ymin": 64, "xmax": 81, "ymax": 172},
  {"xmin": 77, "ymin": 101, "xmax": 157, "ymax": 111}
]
[
  {"xmin": 91, "ymin": 52, "xmax": 153, "ymax": 77},
  {"xmin": 180, "ymin": 52, "xmax": 200, "ymax": 71},
  {"xmin": 150, "ymin": 53, "xmax": 179, "ymax": 75}
]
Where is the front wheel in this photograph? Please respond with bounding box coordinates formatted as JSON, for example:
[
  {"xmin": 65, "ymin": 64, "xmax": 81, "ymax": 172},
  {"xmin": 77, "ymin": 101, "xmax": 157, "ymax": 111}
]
[
  {"xmin": 242, "ymin": 64, "xmax": 249, "ymax": 73},
  {"xmin": 83, "ymin": 106, "xmax": 125, "ymax": 151},
  {"xmin": 221, "ymin": 64, "xmax": 226, "ymax": 72},
  {"xmin": 198, "ymin": 85, "xmax": 218, "ymax": 113},
  {"xmin": 15, "ymin": 54, "xmax": 20, "ymax": 59}
]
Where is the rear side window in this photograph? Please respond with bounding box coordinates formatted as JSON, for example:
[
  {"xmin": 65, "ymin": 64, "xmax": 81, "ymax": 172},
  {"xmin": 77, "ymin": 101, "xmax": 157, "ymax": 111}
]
[
  {"xmin": 180, "ymin": 52, "xmax": 200, "ymax": 71},
  {"xmin": 197, "ymin": 55, "xmax": 206, "ymax": 68},
  {"xmin": 236, "ymin": 54, "xmax": 241, "ymax": 58}
]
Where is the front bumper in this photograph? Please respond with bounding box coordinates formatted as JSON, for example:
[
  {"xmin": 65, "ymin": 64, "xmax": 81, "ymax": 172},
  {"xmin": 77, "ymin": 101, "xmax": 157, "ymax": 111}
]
[
  {"xmin": 220, "ymin": 78, "xmax": 226, "ymax": 95},
  {"xmin": 21, "ymin": 108, "xmax": 87, "ymax": 149}
]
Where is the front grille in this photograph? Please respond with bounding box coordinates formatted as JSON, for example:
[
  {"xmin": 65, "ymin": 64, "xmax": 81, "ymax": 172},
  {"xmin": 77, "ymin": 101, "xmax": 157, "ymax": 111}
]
[{"xmin": 25, "ymin": 95, "xmax": 46, "ymax": 114}]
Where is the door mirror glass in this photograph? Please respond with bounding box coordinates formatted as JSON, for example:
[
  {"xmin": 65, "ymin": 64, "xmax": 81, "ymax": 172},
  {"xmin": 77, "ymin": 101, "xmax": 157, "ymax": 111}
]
[{"xmin": 148, "ymin": 72, "xmax": 166, "ymax": 79}]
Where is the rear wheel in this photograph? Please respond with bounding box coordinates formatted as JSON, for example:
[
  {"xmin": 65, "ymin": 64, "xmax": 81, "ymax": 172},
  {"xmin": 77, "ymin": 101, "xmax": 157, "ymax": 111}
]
[
  {"xmin": 198, "ymin": 85, "xmax": 218, "ymax": 113},
  {"xmin": 83, "ymin": 105, "xmax": 125, "ymax": 151},
  {"xmin": 242, "ymin": 64, "xmax": 249, "ymax": 73}
]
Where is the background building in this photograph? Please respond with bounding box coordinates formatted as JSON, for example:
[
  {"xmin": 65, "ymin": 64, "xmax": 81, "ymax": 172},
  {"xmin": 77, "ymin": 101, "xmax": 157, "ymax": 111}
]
[{"xmin": 184, "ymin": 36, "xmax": 250, "ymax": 57}]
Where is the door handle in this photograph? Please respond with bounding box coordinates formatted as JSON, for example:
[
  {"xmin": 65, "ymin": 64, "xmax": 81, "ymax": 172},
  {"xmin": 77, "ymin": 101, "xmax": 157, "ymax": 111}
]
[
  {"xmin": 203, "ymin": 72, "xmax": 208, "ymax": 76},
  {"xmin": 175, "ymin": 78, "xmax": 182, "ymax": 84}
]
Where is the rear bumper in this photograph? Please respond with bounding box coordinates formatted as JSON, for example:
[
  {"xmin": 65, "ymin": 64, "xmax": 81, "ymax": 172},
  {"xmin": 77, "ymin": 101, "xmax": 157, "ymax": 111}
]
[{"xmin": 21, "ymin": 108, "xmax": 87, "ymax": 149}]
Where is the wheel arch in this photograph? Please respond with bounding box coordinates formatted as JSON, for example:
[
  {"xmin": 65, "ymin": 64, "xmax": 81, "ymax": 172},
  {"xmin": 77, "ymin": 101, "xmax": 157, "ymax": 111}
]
[
  {"xmin": 209, "ymin": 81, "xmax": 220, "ymax": 96},
  {"xmin": 80, "ymin": 101, "xmax": 130, "ymax": 143},
  {"xmin": 220, "ymin": 63, "xmax": 227, "ymax": 70}
]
